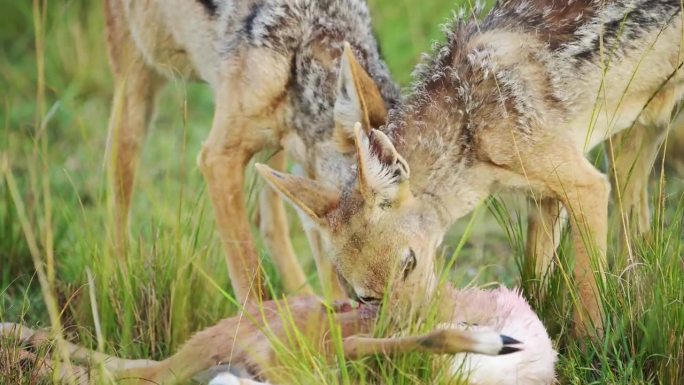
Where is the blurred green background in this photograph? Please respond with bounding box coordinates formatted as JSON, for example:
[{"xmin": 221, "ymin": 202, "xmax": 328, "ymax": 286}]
[{"xmin": 1, "ymin": 1, "xmax": 683, "ymax": 384}]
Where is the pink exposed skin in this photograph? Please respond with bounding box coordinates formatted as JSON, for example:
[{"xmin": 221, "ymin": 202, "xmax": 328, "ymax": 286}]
[{"xmin": 444, "ymin": 287, "xmax": 557, "ymax": 385}]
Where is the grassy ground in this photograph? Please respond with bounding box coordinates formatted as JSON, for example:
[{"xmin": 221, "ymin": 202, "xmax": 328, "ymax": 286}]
[{"xmin": 1, "ymin": 0, "xmax": 683, "ymax": 384}]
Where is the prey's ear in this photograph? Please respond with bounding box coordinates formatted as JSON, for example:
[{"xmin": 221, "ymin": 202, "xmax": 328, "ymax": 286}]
[
  {"xmin": 255, "ymin": 163, "xmax": 339, "ymax": 227},
  {"xmin": 334, "ymin": 42, "xmax": 388, "ymax": 153},
  {"xmin": 352, "ymin": 123, "xmax": 411, "ymax": 208}
]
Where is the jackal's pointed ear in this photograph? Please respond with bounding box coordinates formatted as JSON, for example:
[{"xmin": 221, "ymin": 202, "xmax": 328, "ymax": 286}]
[
  {"xmin": 255, "ymin": 163, "xmax": 339, "ymax": 227},
  {"xmin": 352, "ymin": 123, "xmax": 411, "ymax": 207},
  {"xmin": 334, "ymin": 42, "xmax": 388, "ymax": 153}
]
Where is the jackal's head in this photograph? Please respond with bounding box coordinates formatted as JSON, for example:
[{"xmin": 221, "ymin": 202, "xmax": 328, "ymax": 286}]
[
  {"xmin": 258, "ymin": 45, "xmax": 445, "ymax": 309},
  {"xmin": 257, "ymin": 124, "xmax": 445, "ymax": 308}
]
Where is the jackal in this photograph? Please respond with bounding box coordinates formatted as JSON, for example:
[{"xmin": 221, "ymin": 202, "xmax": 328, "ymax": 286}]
[
  {"xmin": 1, "ymin": 287, "xmax": 555, "ymax": 385},
  {"xmin": 104, "ymin": 0, "xmax": 400, "ymax": 302},
  {"xmin": 257, "ymin": 0, "xmax": 684, "ymax": 335}
]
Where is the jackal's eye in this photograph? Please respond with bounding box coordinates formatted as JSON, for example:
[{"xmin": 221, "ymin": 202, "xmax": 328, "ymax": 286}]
[{"xmin": 401, "ymin": 248, "xmax": 417, "ymax": 280}]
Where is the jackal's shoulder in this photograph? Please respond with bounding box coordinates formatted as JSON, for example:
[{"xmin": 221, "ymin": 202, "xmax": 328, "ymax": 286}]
[
  {"xmin": 393, "ymin": 0, "xmax": 682, "ymax": 115},
  {"xmin": 213, "ymin": 0, "xmax": 376, "ymax": 52},
  {"xmin": 425, "ymin": 0, "xmax": 682, "ymax": 74},
  {"xmin": 383, "ymin": 0, "xmax": 683, "ymax": 164}
]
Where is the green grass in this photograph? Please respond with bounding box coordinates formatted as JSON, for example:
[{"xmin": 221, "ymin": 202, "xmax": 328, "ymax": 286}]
[{"xmin": 1, "ymin": 0, "xmax": 684, "ymax": 384}]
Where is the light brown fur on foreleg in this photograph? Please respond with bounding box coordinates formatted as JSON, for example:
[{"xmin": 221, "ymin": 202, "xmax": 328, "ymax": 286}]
[
  {"xmin": 198, "ymin": 51, "xmax": 292, "ymax": 302},
  {"xmin": 526, "ymin": 197, "xmax": 564, "ymax": 285},
  {"xmin": 543, "ymin": 154, "xmax": 609, "ymax": 336}
]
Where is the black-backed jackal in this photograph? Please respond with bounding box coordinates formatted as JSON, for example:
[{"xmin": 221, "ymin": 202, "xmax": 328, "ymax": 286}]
[
  {"xmin": 105, "ymin": 0, "xmax": 400, "ymax": 302},
  {"xmin": 257, "ymin": 0, "xmax": 684, "ymax": 336}
]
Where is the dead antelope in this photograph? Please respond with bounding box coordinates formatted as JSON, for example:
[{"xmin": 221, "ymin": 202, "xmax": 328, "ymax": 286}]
[
  {"xmin": 105, "ymin": 0, "xmax": 400, "ymax": 301},
  {"xmin": 1, "ymin": 287, "xmax": 555, "ymax": 385},
  {"xmin": 256, "ymin": 0, "xmax": 684, "ymax": 336}
]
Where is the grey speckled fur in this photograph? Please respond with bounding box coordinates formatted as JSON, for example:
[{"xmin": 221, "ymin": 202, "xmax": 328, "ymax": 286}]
[
  {"xmin": 381, "ymin": 0, "xmax": 683, "ymax": 198},
  {"xmin": 214, "ymin": 0, "xmax": 401, "ymax": 144}
]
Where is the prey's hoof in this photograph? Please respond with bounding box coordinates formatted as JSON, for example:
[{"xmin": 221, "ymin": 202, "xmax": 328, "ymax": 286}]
[{"xmin": 498, "ymin": 334, "xmax": 522, "ymax": 355}]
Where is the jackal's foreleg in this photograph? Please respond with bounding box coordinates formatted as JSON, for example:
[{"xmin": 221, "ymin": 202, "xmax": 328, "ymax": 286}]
[
  {"xmin": 198, "ymin": 50, "xmax": 292, "ymax": 303},
  {"xmin": 301, "ymin": 225, "xmax": 346, "ymax": 300},
  {"xmin": 539, "ymin": 148, "xmax": 609, "ymax": 337},
  {"xmin": 199, "ymin": 127, "xmax": 265, "ymax": 303}
]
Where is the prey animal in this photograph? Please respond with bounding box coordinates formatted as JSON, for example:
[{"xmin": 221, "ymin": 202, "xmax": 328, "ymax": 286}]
[
  {"xmin": 1, "ymin": 287, "xmax": 555, "ymax": 385},
  {"xmin": 257, "ymin": 0, "xmax": 684, "ymax": 336},
  {"xmin": 105, "ymin": 0, "xmax": 400, "ymax": 301}
]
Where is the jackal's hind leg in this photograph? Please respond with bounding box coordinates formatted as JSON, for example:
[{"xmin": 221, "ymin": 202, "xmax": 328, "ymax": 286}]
[
  {"xmin": 105, "ymin": 0, "xmax": 163, "ymax": 254},
  {"xmin": 258, "ymin": 151, "xmax": 313, "ymax": 295},
  {"xmin": 665, "ymin": 111, "xmax": 684, "ymax": 173},
  {"xmin": 609, "ymin": 122, "xmax": 669, "ymax": 265},
  {"xmin": 526, "ymin": 197, "xmax": 565, "ymax": 290}
]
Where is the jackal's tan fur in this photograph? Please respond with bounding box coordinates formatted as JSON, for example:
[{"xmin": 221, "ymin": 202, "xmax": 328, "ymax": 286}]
[{"xmin": 258, "ymin": 0, "xmax": 684, "ymax": 336}]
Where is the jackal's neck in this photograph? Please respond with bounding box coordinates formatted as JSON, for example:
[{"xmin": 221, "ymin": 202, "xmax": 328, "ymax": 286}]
[
  {"xmin": 380, "ymin": 5, "xmax": 553, "ymax": 224},
  {"xmin": 385, "ymin": 97, "xmax": 492, "ymax": 225},
  {"xmin": 382, "ymin": 34, "xmax": 501, "ymax": 224}
]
